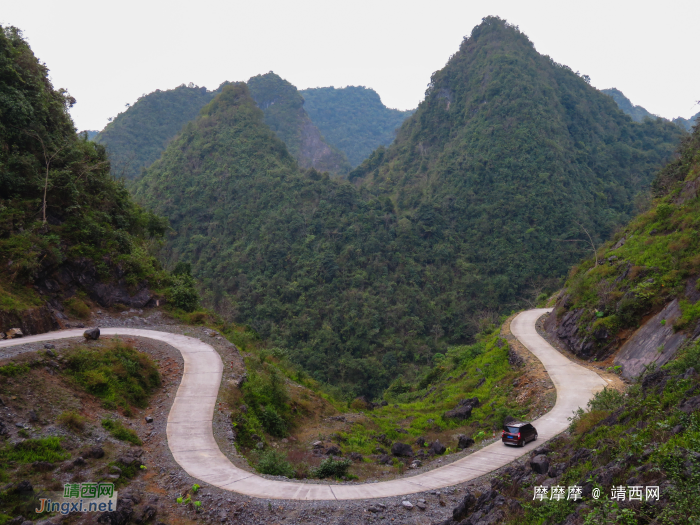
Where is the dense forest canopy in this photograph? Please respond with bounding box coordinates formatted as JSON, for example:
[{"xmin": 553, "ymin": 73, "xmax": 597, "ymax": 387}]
[
  {"xmin": 300, "ymin": 86, "xmax": 413, "ymax": 167},
  {"xmin": 133, "ymin": 18, "xmax": 684, "ymax": 398}
]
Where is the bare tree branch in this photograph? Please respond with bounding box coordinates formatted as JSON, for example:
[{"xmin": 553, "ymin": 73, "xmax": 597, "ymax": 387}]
[
  {"xmin": 552, "ymin": 222, "xmax": 599, "ymax": 266},
  {"xmin": 24, "ymin": 130, "xmax": 70, "ymax": 224}
]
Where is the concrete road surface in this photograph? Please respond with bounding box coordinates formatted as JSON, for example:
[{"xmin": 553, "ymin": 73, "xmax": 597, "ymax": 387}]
[{"xmin": 0, "ymin": 308, "xmax": 607, "ymax": 500}]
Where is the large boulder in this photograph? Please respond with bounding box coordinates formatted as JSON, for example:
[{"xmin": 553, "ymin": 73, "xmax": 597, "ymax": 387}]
[
  {"xmin": 5, "ymin": 328, "xmax": 23, "ymax": 339},
  {"xmin": 391, "ymin": 442, "xmax": 413, "ymax": 457},
  {"xmin": 457, "ymin": 435, "xmax": 475, "ymax": 450},
  {"xmin": 444, "ymin": 397, "xmax": 480, "ymax": 421},
  {"xmin": 530, "ymin": 455, "xmax": 550, "ymax": 475},
  {"xmin": 83, "ymin": 327, "xmax": 100, "ymax": 340},
  {"xmin": 430, "ymin": 440, "xmax": 446, "ymax": 455}
]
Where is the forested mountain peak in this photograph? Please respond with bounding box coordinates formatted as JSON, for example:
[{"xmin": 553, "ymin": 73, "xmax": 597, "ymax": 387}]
[
  {"xmin": 350, "ymin": 16, "xmax": 682, "ymax": 304},
  {"xmin": 94, "ymin": 83, "xmax": 220, "ymax": 179},
  {"xmin": 601, "ymin": 87, "xmax": 656, "ymax": 122},
  {"xmin": 300, "ymin": 86, "xmax": 414, "ymax": 167},
  {"xmin": 247, "ymin": 72, "xmax": 351, "ymax": 175}
]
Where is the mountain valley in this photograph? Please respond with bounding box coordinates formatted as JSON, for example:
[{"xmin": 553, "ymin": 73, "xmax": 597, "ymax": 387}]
[{"xmin": 1, "ymin": 14, "xmax": 699, "ymax": 525}]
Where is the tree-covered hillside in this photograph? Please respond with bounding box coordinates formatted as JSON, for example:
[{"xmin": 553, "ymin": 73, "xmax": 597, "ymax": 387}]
[
  {"xmin": 0, "ymin": 26, "xmax": 170, "ymax": 331},
  {"xmin": 134, "ymin": 82, "xmax": 502, "ymax": 396},
  {"xmin": 247, "ymin": 73, "xmax": 351, "ymax": 175},
  {"xmin": 300, "ymin": 86, "xmax": 413, "ymax": 167},
  {"xmin": 94, "ymin": 84, "xmax": 219, "ymax": 179}
]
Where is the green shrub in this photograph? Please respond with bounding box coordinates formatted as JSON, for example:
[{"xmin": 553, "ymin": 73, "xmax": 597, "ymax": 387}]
[
  {"xmin": 168, "ymin": 274, "xmax": 199, "ymax": 312},
  {"xmin": 0, "ymin": 437, "xmax": 69, "ymax": 464},
  {"xmin": 0, "ymin": 362, "xmax": 29, "ymax": 376},
  {"xmin": 241, "ymin": 368, "xmax": 291, "ymax": 437},
  {"xmin": 64, "ymin": 297, "xmax": 91, "ymax": 319},
  {"xmin": 311, "ymin": 457, "xmax": 352, "ymax": 479},
  {"xmin": 57, "ymin": 411, "xmax": 87, "ymax": 432},
  {"xmin": 258, "ymin": 405, "xmax": 287, "ymax": 437},
  {"xmin": 101, "ymin": 419, "xmax": 142, "ymax": 445},
  {"xmin": 256, "ymin": 449, "xmax": 295, "ymax": 477},
  {"xmin": 588, "ymin": 387, "xmax": 626, "ymax": 411}
]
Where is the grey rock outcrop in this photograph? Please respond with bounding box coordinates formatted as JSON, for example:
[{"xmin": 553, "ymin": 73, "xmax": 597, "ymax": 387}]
[
  {"xmin": 444, "ymin": 397, "xmax": 480, "ymax": 420},
  {"xmin": 614, "ymin": 299, "xmax": 686, "ymax": 379},
  {"xmin": 530, "ymin": 455, "xmax": 550, "ymax": 474}
]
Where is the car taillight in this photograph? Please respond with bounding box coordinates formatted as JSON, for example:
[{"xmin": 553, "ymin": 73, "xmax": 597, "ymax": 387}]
[
  {"xmin": 501, "ymin": 431, "xmax": 505, "ymax": 436},
  {"xmin": 517, "ymin": 433, "xmax": 521, "ymax": 439}
]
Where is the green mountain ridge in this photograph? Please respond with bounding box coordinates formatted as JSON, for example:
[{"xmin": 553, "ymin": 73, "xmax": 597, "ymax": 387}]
[
  {"xmin": 350, "ymin": 16, "xmax": 684, "ymax": 318},
  {"xmin": 602, "ymin": 87, "xmax": 699, "ymax": 132},
  {"xmin": 601, "ymin": 87, "xmax": 656, "ymax": 122},
  {"xmin": 247, "ymin": 72, "xmax": 351, "ymax": 175},
  {"xmin": 299, "ymin": 86, "xmax": 414, "ymax": 167},
  {"xmin": 132, "ymin": 17, "xmax": 683, "ymax": 397},
  {"xmin": 93, "ymin": 76, "xmax": 414, "ymax": 180}
]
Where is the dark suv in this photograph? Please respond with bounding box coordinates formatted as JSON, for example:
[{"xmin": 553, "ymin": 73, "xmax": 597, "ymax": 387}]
[{"xmin": 502, "ymin": 422, "xmax": 537, "ymax": 447}]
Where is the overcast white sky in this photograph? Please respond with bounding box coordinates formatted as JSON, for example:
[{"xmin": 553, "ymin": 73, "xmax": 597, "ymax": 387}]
[{"xmin": 3, "ymin": 0, "xmax": 698, "ymax": 131}]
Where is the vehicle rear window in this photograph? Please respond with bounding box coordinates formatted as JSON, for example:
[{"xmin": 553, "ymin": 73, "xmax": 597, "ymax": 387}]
[{"xmin": 506, "ymin": 426, "xmax": 520, "ymax": 433}]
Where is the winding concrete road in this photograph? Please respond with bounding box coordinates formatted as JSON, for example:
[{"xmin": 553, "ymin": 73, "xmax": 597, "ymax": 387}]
[{"xmin": 0, "ymin": 308, "xmax": 606, "ymax": 500}]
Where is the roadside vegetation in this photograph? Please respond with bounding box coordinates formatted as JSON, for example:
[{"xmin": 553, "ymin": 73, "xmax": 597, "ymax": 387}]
[
  {"xmin": 551, "ymin": 120, "xmax": 700, "ymax": 358},
  {"xmin": 496, "ymin": 339, "xmax": 700, "ymax": 524}
]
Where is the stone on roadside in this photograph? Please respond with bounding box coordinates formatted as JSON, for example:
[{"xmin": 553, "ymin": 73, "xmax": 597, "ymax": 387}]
[
  {"xmin": 145, "ymin": 416, "xmax": 154, "ymax": 423},
  {"xmin": 83, "ymin": 327, "xmax": 100, "ymax": 340},
  {"xmin": 6, "ymin": 328, "xmax": 23, "ymax": 339},
  {"xmin": 457, "ymin": 434, "xmax": 475, "ymax": 450},
  {"xmin": 402, "ymin": 500, "xmax": 413, "ymax": 509},
  {"xmin": 430, "ymin": 440, "xmax": 446, "ymax": 455}
]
